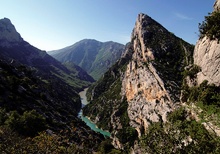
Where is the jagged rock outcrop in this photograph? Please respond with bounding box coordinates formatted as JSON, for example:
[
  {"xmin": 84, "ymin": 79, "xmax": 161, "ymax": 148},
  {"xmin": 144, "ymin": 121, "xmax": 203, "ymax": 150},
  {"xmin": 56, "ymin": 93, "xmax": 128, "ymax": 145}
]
[
  {"xmin": 194, "ymin": 1, "xmax": 220, "ymax": 86},
  {"xmin": 121, "ymin": 13, "xmax": 193, "ymax": 137},
  {"xmin": 214, "ymin": 0, "xmax": 220, "ymax": 11},
  {"xmin": 84, "ymin": 13, "xmax": 194, "ymax": 150},
  {"xmin": 0, "ymin": 18, "xmax": 23, "ymax": 46},
  {"xmin": 122, "ymin": 62, "xmax": 173, "ymax": 136},
  {"xmin": 194, "ymin": 36, "xmax": 220, "ymax": 86}
]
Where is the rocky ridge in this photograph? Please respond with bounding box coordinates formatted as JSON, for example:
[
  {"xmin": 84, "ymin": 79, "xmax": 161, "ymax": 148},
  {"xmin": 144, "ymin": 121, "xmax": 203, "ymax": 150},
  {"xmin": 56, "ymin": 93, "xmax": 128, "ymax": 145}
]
[
  {"xmin": 0, "ymin": 18, "xmax": 94, "ymax": 91},
  {"xmin": 0, "ymin": 18, "xmax": 23, "ymax": 47},
  {"xmin": 0, "ymin": 18, "xmax": 104, "ymax": 153},
  {"xmin": 121, "ymin": 13, "xmax": 193, "ymax": 137},
  {"xmin": 122, "ymin": 14, "xmax": 173, "ymax": 137},
  {"xmin": 84, "ymin": 13, "xmax": 194, "ymax": 150}
]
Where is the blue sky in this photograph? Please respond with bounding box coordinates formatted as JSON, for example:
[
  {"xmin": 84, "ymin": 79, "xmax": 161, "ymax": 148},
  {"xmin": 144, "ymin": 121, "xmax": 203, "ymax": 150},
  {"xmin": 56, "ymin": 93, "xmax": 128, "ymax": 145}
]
[{"xmin": 0, "ymin": 0, "xmax": 214, "ymax": 51}]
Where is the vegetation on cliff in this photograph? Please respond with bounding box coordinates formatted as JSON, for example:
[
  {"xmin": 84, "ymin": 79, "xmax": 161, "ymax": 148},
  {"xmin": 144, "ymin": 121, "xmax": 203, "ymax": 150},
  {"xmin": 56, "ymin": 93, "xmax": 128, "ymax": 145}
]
[
  {"xmin": 140, "ymin": 106, "xmax": 220, "ymax": 154},
  {"xmin": 199, "ymin": 11, "xmax": 220, "ymax": 41},
  {"xmin": 139, "ymin": 14, "xmax": 194, "ymax": 101}
]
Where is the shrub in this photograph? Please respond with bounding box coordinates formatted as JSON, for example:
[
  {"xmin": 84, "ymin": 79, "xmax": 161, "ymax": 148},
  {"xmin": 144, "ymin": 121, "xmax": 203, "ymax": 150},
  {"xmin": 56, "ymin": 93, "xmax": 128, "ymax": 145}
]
[
  {"xmin": 5, "ymin": 110, "xmax": 47, "ymax": 137},
  {"xmin": 4, "ymin": 110, "xmax": 22, "ymax": 131},
  {"xmin": 186, "ymin": 65, "xmax": 201, "ymax": 78},
  {"xmin": 20, "ymin": 110, "xmax": 47, "ymax": 136},
  {"xmin": 199, "ymin": 11, "xmax": 220, "ymax": 41},
  {"xmin": 0, "ymin": 108, "xmax": 7, "ymax": 125}
]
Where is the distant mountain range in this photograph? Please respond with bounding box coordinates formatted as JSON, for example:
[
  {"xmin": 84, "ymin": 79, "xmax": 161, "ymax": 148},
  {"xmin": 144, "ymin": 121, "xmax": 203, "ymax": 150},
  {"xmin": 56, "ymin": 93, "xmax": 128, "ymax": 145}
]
[
  {"xmin": 0, "ymin": 18, "xmax": 94, "ymax": 91},
  {"xmin": 48, "ymin": 39, "xmax": 125, "ymax": 80}
]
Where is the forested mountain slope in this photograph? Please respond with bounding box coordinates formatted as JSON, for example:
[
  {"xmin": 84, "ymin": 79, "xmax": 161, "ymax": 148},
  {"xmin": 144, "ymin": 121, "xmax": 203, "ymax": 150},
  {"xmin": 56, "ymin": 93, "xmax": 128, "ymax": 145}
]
[
  {"xmin": 48, "ymin": 39, "xmax": 125, "ymax": 80},
  {"xmin": 0, "ymin": 18, "xmax": 104, "ymax": 153}
]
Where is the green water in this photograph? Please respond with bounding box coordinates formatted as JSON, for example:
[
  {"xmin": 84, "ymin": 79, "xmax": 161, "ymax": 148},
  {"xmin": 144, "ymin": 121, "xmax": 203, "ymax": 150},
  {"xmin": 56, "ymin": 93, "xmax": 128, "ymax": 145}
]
[
  {"xmin": 78, "ymin": 88, "xmax": 111, "ymax": 137},
  {"xmin": 81, "ymin": 116, "xmax": 111, "ymax": 137}
]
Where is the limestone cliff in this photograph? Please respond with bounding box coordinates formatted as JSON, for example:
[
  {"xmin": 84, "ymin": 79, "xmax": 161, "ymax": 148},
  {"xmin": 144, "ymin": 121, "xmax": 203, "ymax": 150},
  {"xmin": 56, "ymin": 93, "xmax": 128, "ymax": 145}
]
[
  {"xmin": 194, "ymin": 36, "xmax": 220, "ymax": 86},
  {"xmin": 194, "ymin": 1, "xmax": 220, "ymax": 86},
  {"xmin": 121, "ymin": 13, "xmax": 194, "ymax": 137},
  {"xmin": 84, "ymin": 13, "xmax": 194, "ymax": 149},
  {"xmin": 214, "ymin": 0, "xmax": 220, "ymax": 11},
  {"xmin": 184, "ymin": 0, "xmax": 220, "ymax": 139}
]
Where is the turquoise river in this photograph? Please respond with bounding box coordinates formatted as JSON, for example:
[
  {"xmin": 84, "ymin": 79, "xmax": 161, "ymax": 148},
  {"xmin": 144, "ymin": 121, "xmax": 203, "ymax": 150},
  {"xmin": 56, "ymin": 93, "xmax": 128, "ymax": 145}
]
[{"xmin": 78, "ymin": 88, "xmax": 111, "ymax": 137}]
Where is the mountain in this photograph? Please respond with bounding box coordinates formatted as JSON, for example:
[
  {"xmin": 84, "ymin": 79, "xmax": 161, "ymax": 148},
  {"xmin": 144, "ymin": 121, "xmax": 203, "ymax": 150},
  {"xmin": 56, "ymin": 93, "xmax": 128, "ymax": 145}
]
[
  {"xmin": 0, "ymin": 59, "xmax": 104, "ymax": 153},
  {"xmin": 1, "ymin": 0, "xmax": 220, "ymax": 152},
  {"xmin": 83, "ymin": 11, "xmax": 220, "ymax": 153},
  {"xmin": 0, "ymin": 18, "xmax": 104, "ymax": 153},
  {"xmin": 0, "ymin": 18, "xmax": 94, "ymax": 91},
  {"xmin": 0, "ymin": 18, "xmax": 23, "ymax": 46},
  {"xmin": 84, "ymin": 13, "xmax": 194, "ymax": 149},
  {"xmin": 48, "ymin": 39, "xmax": 125, "ymax": 80}
]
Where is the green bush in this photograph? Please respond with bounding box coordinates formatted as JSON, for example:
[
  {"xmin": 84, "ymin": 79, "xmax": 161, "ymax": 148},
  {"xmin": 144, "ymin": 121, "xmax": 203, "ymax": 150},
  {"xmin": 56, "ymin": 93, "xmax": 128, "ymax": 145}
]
[
  {"xmin": 199, "ymin": 11, "xmax": 220, "ymax": 40},
  {"xmin": 187, "ymin": 80, "xmax": 220, "ymax": 107},
  {"xmin": 4, "ymin": 110, "xmax": 47, "ymax": 137},
  {"xmin": 182, "ymin": 65, "xmax": 201, "ymax": 78},
  {"xmin": 140, "ymin": 107, "xmax": 220, "ymax": 153},
  {"xmin": 0, "ymin": 127, "xmax": 81, "ymax": 154},
  {"xmin": 5, "ymin": 110, "xmax": 22, "ymax": 131},
  {"xmin": 0, "ymin": 108, "xmax": 7, "ymax": 125},
  {"xmin": 117, "ymin": 126, "xmax": 138, "ymax": 146},
  {"xmin": 20, "ymin": 110, "xmax": 47, "ymax": 136},
  {"xmin": 98, "ymin": 139, "xmax": 115, "ymax": 154}
]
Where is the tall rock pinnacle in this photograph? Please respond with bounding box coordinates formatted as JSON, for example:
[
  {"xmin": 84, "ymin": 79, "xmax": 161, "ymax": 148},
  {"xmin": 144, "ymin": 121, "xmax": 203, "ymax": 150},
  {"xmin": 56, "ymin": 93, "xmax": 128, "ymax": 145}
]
[
  {"xmin": 214, "ymin": 0, "xmax": 220, "ymax": 11},
  {"xmin": 0, "ymin": 18, "xmax": 23, "ymax": 46}
]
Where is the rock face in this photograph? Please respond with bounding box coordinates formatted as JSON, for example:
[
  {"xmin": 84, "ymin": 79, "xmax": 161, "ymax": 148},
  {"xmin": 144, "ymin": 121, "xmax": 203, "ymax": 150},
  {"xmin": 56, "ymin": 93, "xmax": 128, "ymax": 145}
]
[
  {"xmin": 214, "ymin": 0, "xmax": 220, "ymax": 11},
  {"xmin": 0, "ymin": 18, "xmax": 23, "ymax": 46},
  {"xmin": 194, "ymin": 1, "xmax": 220, "ymax": 86},
  {"xmin": 84, "ymin": 13, "xmax": 194, "ymax": 149},
  {"xmin": 194, "ymin": 36, "xmax": 220, "ymax": 86},
  {"xmin": 121, "ymin": 13, "xmax": 193, "ymax": 136},
  {"xmin": 123, "ymin": 63, "xmax": 173, "ymax": 136}
]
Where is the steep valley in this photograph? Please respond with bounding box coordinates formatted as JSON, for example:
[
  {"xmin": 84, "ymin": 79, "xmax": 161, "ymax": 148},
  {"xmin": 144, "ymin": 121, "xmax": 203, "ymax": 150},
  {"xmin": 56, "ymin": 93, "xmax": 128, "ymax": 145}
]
[
  {"xmin": 0, "ymin": 0, "xmax": 220, "ymax": 153},
  {"xmin": 0, "ymin": 18, "xmax": 104, "ymax": 153},
  {"xmin": 83, "ymin": 4, "xmax": 220, "ymax": 153}
]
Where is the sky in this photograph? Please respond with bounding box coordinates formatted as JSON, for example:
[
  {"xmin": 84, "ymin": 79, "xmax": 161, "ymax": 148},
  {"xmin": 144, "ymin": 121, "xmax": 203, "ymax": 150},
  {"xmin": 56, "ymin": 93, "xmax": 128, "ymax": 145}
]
[{"xmin": 0, "ymin": 0, "xmax": 214, "ymax": 51}]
